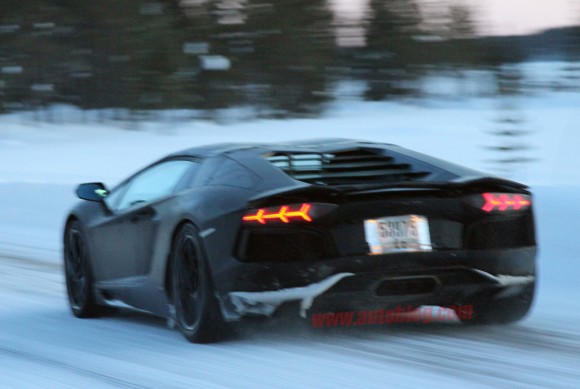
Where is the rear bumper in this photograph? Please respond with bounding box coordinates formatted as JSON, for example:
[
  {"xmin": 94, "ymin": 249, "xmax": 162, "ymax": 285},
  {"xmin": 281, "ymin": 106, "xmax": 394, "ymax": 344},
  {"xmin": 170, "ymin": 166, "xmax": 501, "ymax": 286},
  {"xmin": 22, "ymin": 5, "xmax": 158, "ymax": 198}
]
[{"xmin": 217, "ymin": 247, "xmax": 536, "ymax": 320}]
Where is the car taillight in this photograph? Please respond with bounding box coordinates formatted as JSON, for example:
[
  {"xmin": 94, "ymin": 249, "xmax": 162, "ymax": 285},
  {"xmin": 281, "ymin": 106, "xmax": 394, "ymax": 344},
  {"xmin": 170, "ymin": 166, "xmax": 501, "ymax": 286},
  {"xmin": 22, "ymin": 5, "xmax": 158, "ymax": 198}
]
[
  {"xmin": 242, "ymin": 203, "xmax": 337, "ymax": 225},
  {"xmin": 481, "ymin": 193, "xmax": 531, "ymax": 212},
  {"xmin": 242, "ymin": 203, "xmax": 313, "ymax": 224}
]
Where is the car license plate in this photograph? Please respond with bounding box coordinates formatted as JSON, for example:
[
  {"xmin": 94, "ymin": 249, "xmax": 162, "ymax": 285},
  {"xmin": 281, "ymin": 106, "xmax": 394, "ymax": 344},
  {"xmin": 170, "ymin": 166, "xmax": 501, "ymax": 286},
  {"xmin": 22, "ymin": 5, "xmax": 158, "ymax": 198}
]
[{"xmin": 364, "ymin": 215, "xmax": 432, "ymax": 254}]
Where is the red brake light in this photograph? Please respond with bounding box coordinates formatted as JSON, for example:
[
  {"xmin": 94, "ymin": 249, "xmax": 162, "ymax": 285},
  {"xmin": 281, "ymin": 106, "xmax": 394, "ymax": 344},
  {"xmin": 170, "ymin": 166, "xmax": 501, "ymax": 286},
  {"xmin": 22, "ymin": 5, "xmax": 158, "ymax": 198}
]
[
  {"xmin": 243, "ymin": 203, "xmax": 313, "ymax": 224},
  {"xmin": 482, "ymin": 193, "xmax": 531, "ymax": 212}
]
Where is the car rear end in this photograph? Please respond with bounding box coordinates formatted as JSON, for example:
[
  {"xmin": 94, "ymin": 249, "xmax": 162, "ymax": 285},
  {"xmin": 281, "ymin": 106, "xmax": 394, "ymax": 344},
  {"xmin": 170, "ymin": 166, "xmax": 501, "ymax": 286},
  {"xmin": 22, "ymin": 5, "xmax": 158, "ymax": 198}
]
[{"xmin": 223, "ymin": 145, "xmax": 537, "ymax": 322}]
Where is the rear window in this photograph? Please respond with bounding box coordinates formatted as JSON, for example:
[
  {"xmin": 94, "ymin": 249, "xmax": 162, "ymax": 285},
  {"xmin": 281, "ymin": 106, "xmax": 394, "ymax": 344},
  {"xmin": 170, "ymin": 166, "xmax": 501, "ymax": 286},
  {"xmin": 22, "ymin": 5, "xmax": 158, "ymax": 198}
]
[{"xmin": 265, "ymin": 148, "xmax": 431, "ymax": 186}]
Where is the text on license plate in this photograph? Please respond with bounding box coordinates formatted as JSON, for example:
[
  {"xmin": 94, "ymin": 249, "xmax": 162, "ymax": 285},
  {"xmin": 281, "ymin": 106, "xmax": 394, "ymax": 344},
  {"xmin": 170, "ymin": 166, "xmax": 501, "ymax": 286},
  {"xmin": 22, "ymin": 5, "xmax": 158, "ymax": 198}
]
[{"xmin": 364, "ymin": 215, "xmax": 432, "ymax": 255}]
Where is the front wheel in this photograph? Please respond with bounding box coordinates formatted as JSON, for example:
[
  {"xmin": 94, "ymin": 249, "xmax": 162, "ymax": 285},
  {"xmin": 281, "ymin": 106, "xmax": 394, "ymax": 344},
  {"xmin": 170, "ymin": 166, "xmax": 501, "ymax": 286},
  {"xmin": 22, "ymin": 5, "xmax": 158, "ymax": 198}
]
[
  {"xmin": 64, "ymin": 221, "xmax": 100, "ymax": 318},
  {"xmin": 171, "ymin": 224, "xmax": 225, "ymax": 343}
]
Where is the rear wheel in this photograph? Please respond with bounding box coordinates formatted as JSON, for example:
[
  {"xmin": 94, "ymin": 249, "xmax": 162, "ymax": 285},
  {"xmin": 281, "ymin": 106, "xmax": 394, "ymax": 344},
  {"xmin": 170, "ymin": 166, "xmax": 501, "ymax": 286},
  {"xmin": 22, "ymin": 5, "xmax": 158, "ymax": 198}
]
[
  {"xmin": 460, "ymin": 282, "xmax": 535, "ymax": 325},
  {"xmin": 64, "ymin": 221, "xmax": 100, "ymax": 318},
  {"xmin": 171, "ymin": 224, "xmax": 225, "ymax": 343}
]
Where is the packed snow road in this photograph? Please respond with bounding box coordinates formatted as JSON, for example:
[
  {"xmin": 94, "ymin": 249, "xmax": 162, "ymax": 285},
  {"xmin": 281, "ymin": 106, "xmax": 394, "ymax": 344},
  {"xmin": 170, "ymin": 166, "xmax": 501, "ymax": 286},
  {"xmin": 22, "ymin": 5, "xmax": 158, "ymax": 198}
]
[{"xmin": 0, "ymin": 254, "xmax": 579, "ymax": 389}]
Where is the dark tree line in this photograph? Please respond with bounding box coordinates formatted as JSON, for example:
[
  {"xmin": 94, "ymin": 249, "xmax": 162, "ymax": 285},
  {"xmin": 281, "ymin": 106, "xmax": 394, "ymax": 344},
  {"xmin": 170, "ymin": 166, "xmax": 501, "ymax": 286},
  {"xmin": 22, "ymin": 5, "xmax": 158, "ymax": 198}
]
[{"xmin": 1, "ymin": 0, "xmax": 579, "ymax": 118}]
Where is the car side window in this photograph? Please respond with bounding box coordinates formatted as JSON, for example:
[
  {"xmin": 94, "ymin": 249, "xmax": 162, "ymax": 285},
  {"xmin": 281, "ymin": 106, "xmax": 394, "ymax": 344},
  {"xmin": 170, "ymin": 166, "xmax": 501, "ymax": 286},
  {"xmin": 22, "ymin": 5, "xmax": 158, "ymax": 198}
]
[{"xmin": 108, "ymin": 160, "xmax": 194, "ymax": 212}]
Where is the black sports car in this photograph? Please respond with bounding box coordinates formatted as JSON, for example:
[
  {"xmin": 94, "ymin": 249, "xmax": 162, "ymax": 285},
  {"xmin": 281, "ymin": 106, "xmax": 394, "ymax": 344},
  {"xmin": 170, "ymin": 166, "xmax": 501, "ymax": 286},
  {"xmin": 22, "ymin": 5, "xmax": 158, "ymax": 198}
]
[{"xmin": 64, "ymin": 139, "xmax": 536, "ymax": 343}]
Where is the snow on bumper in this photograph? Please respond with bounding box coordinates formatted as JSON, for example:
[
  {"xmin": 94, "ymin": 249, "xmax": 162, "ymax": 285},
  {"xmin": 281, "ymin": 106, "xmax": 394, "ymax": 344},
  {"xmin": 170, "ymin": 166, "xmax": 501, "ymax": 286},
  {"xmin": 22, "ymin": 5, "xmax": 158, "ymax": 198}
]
[{"xmin": 228, "ymin": 272, "xmax": 354, "ymax": 318}]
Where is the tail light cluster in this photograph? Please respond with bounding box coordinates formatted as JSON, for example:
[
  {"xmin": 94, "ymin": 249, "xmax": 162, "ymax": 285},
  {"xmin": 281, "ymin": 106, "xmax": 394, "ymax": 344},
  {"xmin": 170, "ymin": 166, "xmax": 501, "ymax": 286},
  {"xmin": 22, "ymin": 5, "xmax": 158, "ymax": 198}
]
[
  {"xmin": 242, "ymin": 194, "xmax": 531, "ymax": 225},
  {"xmin": 242, "ymin": 203, "xmax": 335, "ymax": 225},
  {"xmin": 480, "ymin": 193, "xmax": 531, "ymax": 213},
  {"xmin": 243, "ymin": 203, "xmax": 312, "ymax": 224}
]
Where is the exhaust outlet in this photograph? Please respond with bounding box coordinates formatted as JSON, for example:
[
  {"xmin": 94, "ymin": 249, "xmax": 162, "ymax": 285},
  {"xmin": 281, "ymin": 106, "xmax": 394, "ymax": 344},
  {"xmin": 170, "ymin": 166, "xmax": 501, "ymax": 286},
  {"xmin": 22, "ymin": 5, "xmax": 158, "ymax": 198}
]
[{"xmin": 375, "ymin": 276, "xmax": 440, "ymax": 296}]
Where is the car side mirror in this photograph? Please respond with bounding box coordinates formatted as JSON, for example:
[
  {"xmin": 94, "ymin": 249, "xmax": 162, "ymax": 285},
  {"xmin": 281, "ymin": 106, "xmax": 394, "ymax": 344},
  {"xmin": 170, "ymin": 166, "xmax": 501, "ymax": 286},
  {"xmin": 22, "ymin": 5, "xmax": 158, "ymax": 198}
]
[{"xmin": 76, "ymin": 182, "xmax": 109, "ymax": 202}]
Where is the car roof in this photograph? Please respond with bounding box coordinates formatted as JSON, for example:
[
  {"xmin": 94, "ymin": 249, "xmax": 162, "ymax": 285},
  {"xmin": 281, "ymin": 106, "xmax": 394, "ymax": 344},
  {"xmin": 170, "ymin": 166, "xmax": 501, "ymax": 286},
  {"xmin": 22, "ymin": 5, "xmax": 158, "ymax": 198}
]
[{"xmin": 168, "ymin": 138, "xmax": 395, "ymax": 158}]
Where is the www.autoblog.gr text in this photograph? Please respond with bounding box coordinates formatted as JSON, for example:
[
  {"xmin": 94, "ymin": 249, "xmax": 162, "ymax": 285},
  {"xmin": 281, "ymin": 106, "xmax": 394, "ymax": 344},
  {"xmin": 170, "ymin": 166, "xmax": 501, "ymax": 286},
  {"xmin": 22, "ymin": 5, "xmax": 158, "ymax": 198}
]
[{"xmin": 311, "ymin": 305, "xmax": 473, "ymax": 328}]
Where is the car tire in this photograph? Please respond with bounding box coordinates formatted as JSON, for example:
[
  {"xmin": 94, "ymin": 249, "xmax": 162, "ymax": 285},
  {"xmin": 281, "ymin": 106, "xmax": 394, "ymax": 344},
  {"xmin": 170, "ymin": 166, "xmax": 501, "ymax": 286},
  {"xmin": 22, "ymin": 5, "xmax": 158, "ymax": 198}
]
[
  {"xmin": 459, "ymin": 282, "xmax": 535, "ymax": 325},
  {"xmin": 64, "ymin": 220, "xmax": 101, "ymax": 318},
  {"xmin": 171, "ymin": 223, "xmax": 225, "ymax": 343}
]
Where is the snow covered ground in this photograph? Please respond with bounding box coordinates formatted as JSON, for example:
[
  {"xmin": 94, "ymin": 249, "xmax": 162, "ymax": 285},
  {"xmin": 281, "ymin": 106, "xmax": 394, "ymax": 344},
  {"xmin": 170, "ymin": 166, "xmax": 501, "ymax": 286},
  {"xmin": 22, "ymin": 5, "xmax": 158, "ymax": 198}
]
[{"xmin": 0, "ymin": 94, "xmax": 579, "ymax": 387}]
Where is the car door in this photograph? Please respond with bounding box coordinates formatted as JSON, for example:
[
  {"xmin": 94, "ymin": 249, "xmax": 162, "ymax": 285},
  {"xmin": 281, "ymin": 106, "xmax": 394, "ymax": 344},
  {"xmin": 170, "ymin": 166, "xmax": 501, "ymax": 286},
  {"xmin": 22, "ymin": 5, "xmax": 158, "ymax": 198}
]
[{"xmin": 89, "ymin": 159, "xmax": 197, "ymax": 283}]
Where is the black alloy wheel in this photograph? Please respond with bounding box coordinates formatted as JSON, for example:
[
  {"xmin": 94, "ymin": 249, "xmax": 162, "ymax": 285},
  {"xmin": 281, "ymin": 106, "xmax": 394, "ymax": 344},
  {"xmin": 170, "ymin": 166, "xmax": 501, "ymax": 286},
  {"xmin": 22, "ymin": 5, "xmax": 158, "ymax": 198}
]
[
  {"xmin": 171, "ymin": 223, "xmax": 225, "ymax": 343},
  {"xmin": 64, "ymin": 221, "xmax": 100, "ymax": 318}
]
